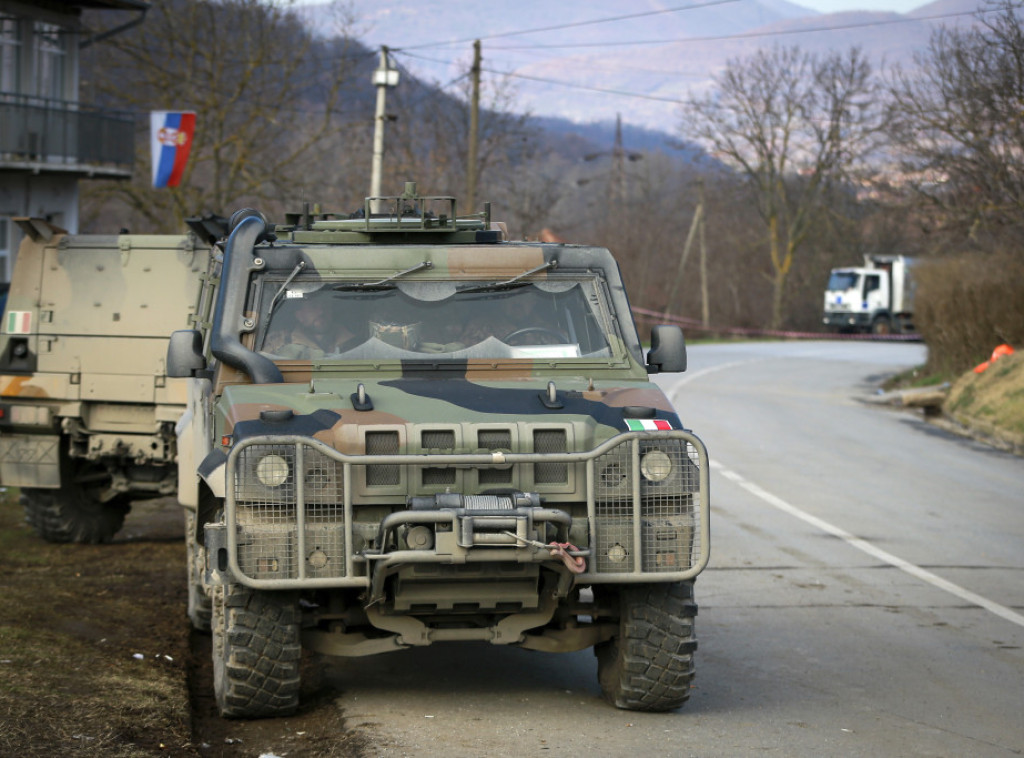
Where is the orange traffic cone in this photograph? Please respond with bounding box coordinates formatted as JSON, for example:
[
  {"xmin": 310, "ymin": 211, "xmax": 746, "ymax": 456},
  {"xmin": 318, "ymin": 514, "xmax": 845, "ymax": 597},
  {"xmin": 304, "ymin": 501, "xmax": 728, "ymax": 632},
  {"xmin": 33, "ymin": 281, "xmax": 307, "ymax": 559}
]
[{"xmin": 973, "ymin": 344, "xmax": 1014, "ymax": 373}]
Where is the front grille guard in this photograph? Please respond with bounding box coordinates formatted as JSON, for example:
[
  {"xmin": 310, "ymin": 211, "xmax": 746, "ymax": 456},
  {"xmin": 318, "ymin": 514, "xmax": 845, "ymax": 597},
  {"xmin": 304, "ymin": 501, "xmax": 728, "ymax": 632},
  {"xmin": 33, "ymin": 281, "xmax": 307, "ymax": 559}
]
[{"xmin": 222, "ymin": 431, "xmax": 710, "ymax": 589}]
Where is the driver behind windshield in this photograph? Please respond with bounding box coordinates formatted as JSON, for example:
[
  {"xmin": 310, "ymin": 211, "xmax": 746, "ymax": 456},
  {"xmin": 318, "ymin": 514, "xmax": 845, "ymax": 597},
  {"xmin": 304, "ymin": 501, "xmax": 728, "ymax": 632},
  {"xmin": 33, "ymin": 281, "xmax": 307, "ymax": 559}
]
[
  {"xmin": 453, "ymin": 290, "xmax": 566, "ymax": 347},
  {"xmin": 262, "ymin": 292, "xmax": 360, "ymax": 359}
]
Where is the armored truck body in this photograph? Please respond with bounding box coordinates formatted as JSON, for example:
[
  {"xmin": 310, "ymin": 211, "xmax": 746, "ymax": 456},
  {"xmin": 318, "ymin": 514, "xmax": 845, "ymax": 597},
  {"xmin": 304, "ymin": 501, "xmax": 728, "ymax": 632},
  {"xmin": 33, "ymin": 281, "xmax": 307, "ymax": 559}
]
[
  {"xmin": 0, "ymin": 221, "xmax": 205, "ymax": 542},
  {"xmin": 170, "ymin": 187, "xmax": 710, "ymax": 717}
]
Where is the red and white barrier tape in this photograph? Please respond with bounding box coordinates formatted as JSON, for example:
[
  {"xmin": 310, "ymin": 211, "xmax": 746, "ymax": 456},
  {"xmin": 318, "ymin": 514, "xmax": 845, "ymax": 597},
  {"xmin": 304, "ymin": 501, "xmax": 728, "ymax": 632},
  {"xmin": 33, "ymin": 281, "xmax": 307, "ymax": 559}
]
[{"xmin": 631, "ymin": 307, "xmax": 922, "ymax": 342}]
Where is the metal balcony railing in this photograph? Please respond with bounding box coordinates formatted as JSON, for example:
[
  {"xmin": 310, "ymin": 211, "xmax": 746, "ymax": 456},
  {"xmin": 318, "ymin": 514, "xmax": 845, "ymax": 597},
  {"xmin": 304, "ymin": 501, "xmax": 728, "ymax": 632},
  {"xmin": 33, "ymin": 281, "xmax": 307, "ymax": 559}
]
[{"xmin": 0, "ymin": 93, "xmax": 135, "ymax": 173}]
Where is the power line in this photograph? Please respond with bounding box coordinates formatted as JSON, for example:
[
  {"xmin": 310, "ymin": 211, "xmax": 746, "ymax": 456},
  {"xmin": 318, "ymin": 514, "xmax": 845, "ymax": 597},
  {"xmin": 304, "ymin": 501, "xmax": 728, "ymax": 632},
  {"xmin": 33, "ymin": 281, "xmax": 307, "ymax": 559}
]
[
  {"xmin": 395, "ymin": 50, "xmax": 681, "ymax": 103},
  {"xmin": 487, "ymin": 7, "xmax": 995, "ymax": 50},
  {"xmin": 481, "ymin": 66, "xmax": 686, "ymax": 104},
  {"xmin": 393, "ymin": 6, "xmax": 993, "ymax": 105},
  {"xmin": 486, "ymin": 46, "xmax": 709, "ymax": 81},
  {"xmin": 394, "ymin": 0, "xmax": 739, "ymax": 51},
  {"xmin": 395, "ymin": 49, "xmax": 469, "ymax": 69},
  {"xmin": 399, "ymin": 47, "xmax": 691, "ymax": 88}
]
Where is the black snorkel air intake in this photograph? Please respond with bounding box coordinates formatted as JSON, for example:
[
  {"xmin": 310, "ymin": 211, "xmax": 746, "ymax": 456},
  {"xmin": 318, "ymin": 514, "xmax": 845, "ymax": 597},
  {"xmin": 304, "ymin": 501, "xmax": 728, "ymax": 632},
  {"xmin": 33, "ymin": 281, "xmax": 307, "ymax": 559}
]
[{"xmin": 210, "ymin": 211, "xmax": 284, "ymax": 384}]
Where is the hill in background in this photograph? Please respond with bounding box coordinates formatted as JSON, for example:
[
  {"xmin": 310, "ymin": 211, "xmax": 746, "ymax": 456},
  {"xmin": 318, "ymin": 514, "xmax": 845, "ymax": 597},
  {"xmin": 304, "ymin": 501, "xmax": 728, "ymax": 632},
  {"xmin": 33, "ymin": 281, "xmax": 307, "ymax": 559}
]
[{"xmin": 297, "ymin": 0, "xmax": 987, "ymax": 132}]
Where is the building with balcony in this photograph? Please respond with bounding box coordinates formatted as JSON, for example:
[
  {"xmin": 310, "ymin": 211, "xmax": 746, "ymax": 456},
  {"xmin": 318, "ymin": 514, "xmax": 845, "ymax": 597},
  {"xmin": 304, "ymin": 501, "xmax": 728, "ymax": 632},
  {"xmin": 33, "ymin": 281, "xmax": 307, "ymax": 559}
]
[{"xmin": 0, "ymin": 0, "xmax": 147, "ymax": 280}]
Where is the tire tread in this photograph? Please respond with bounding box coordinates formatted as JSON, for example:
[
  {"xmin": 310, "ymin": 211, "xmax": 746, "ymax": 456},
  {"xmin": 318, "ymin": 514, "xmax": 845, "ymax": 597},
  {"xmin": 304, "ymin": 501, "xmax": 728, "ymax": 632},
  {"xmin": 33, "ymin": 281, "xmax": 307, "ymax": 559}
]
[
  {"xmin": 213, "ymin": 586, "xmax": 301, "ymax": 718},
  {"xmin": 596, "ymin": 581, "xmax": 698, "ymax": 712}
]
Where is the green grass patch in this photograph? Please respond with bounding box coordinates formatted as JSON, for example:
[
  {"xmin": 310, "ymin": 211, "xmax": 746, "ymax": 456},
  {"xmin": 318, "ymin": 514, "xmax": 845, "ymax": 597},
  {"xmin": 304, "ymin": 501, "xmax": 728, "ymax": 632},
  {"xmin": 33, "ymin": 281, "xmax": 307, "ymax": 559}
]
[{"xmin": 884, "ymin": 365, "xmax": 956, "ymax": 391}]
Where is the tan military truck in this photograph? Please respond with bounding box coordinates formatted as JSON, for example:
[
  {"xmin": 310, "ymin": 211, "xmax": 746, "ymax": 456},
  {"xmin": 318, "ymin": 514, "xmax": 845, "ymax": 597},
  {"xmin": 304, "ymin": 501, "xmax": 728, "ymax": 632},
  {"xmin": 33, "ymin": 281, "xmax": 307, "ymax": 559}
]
[{"xmin": 0, "ymin": 219, "xmax": 209, "ymax": 542}]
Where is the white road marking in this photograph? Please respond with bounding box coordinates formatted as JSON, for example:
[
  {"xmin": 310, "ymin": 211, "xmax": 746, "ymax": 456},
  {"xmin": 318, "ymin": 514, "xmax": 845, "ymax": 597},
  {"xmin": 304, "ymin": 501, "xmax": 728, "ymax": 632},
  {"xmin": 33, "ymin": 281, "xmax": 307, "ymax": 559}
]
[
  {"xmin": 711, "ymin": 459, "xmax": 1024, "ymax": 629},
  {"xmin": 666, "ymin": 360, "xmax": 761, "ymax": 398}
]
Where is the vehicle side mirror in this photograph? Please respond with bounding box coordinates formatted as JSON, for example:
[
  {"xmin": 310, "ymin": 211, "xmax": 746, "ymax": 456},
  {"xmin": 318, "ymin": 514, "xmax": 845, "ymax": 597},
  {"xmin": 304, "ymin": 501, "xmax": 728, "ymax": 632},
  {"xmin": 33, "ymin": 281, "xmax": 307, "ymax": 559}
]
[
  {"xmin": 647, "ymin": 325, "xmax": 687, "ymax": 373},
  {"xmin": 167, "ymin": 329, "xmax": 207, "ymax": 377}
]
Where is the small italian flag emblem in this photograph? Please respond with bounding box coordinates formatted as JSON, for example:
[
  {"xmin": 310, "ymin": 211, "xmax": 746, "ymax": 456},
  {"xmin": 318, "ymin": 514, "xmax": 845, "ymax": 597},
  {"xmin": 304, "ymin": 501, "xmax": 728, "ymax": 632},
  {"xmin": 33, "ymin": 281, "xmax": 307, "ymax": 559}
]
[
  {"xmin": 625, "ymin": 418, "xmax": 673, "ymax": 431},
  {"xmin": 5, "ymin": 311, "xmax": 31, "ymax": 335}
]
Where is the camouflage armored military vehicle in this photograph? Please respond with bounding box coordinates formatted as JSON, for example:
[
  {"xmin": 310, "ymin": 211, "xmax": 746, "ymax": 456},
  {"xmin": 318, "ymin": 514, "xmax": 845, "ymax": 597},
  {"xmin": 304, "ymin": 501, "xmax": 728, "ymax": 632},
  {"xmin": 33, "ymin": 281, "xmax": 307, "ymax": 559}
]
[
  {"xmin": 167, "ymin": 183, "xmax": 710, "ymax": 717},
  {"xmin": 0, "ymin": 219, "xmax": 207, "ymax": 542}
]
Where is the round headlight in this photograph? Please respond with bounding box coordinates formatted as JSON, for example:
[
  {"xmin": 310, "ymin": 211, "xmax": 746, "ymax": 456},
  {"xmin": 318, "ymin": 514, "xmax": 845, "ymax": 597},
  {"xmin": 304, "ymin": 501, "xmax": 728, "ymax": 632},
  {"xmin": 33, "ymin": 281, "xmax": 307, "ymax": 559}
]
[
  {"xmin": 607, "ymin": 543, "xmax": 628, "ymax": 563},
  {"xmin": 640, "ymin": 449, "xmax": 673, "ymax": 482},
  {"xmin": 256, "ymin": 454, "xmax": 290, "ymax": 487}
]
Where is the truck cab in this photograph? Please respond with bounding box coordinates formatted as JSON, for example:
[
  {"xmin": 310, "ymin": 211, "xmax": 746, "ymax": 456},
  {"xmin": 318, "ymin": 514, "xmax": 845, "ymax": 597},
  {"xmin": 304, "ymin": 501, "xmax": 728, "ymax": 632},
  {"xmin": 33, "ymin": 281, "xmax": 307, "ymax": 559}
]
[{"xmin": 823, "ymin": 254, "xmax": 915, "ymax": 335}]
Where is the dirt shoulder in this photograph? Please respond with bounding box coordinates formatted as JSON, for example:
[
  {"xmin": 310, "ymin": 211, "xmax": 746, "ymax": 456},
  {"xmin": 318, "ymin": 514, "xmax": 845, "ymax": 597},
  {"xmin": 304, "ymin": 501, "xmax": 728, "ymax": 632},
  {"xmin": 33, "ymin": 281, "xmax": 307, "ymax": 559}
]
[
  {"xmin": 876, "ymin": 349, "xmax": 1024, "ymax": 457},
  {"xmin": 0, "ymin": 496, "xmax": 368, "ymax": 758},
  {"xmin": 0, "ymin": 495, "xmax": 193, "ymax": 756},
  {"xmin": 943, "ymin": 350, "xmax": 1024, "ymax": 454}
]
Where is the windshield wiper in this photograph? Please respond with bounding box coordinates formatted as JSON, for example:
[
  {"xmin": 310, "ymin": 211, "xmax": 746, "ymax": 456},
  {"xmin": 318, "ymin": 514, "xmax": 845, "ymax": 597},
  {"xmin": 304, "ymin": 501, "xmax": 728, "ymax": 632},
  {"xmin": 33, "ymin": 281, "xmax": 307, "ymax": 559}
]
[
  {"xmin": 333, "ymin": 260, "xmax": 433, "ymax": 290},
  {"xmin": 265, "ymin": 260, "xmax": 306, "ymax": 319},
  {"xmin": 458, "ymin": 260, "xmax": 557, "ymax": 293}
]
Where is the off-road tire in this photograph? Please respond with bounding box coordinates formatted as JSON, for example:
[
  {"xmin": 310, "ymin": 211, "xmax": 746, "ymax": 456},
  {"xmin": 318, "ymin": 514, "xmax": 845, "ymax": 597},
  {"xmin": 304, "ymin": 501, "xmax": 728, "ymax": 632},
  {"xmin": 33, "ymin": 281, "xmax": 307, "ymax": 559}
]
[
  {"xmin": 188, "ymin": 578, "xmax": 213, "ymax": 633},
  {"xmin": 21, "ymin": 484, "xmax": 130, "ymax": 544},
  {"xmin": 595, "ymin": 580, "xmax": 697, "ymax": 712},
  {"xmin": 185, "ymin": 511, "xmax": 212, "ymax": 632},
  {"xmin": 212, "ymin": 585, "xmax": 301, "ymax": 718}
]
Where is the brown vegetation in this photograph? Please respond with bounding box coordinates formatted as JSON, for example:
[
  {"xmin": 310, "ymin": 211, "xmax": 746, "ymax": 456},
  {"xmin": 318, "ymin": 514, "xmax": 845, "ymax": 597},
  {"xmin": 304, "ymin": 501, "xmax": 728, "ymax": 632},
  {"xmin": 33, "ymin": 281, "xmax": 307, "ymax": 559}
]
[
  {"xmin": 914, "ymin": 252, "xmax": 1024, "ymax": 375},
  {"xmin": 946, "ymin": 350, "xmax": 1024, "ymax": 451}
]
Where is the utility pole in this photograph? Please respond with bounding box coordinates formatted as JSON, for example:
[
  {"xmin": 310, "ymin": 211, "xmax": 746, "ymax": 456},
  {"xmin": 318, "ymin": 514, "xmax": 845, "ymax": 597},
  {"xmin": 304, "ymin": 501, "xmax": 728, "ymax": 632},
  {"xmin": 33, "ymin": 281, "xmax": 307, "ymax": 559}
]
[
  {"xmin": 610, "ymin": 113, "xmax": 625, "ymax": 205},
  {"xmin": 581, "ymin": 113, "xmax": 641, "ymax": 205},
  {"xmin": 663, "ymin": 195, "xmax": 703, "ymax": 320},
  {"xmin": 370, "ymin": 46, "xmax": 399, "ymax": 212},
  {"xmin": 466, "ymin": 40, "xmax": 481, "ymax": 213},
  {"xmin": 698, "ymin": 178, "xmax": 709, "ymax": 328}
]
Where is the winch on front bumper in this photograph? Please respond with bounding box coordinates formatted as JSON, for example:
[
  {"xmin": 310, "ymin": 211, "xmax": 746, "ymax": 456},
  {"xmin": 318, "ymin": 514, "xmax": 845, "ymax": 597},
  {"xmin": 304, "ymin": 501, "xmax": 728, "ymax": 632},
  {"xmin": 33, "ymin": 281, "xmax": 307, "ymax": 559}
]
[{"xmin": 205, "ymin": 430, "xmax": 710, "ymax": 592}]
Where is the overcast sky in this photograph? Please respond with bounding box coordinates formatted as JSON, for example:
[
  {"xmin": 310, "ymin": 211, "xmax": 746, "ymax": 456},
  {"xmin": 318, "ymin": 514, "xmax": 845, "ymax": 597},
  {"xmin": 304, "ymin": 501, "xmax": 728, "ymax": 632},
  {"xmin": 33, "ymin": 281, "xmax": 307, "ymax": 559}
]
[{"xmin": 796, "ymin": 0, "xmax": 924, "ymax": 12}]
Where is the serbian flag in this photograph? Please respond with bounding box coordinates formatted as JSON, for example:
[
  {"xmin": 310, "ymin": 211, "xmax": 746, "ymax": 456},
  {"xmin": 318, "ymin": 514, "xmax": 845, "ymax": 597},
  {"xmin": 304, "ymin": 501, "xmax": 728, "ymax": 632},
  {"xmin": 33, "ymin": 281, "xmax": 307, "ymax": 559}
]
[{"xmin": 150, "ymin": 111, "xmax": 196, "ymax": 188}]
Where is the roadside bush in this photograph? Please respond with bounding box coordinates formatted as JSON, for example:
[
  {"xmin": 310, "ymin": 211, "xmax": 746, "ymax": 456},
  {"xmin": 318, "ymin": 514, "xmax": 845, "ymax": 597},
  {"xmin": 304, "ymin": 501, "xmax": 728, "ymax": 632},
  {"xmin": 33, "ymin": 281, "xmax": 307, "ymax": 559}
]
[{"xmin": 915, "ymin": 251, "xmax": 1024, "ymax": 374}]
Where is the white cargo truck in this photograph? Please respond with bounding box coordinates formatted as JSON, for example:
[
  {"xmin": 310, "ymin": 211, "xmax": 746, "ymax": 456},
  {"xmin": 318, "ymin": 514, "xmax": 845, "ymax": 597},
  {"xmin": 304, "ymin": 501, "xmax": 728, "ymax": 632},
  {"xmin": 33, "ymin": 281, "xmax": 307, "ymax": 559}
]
[{"xmin": 822, "ymin": 254, "xmax": 916, "ymax": 335}]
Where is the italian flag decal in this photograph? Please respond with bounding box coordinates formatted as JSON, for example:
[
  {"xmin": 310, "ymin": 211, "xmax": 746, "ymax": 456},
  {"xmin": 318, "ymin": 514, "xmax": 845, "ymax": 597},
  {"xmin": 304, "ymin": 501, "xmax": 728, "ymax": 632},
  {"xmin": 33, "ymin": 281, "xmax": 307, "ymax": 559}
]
[
  {"xmin": 5, "ymin": 311, "xmax": 31, "ymax": 334},
  {"xmin": 625, "ymin": 418, "xmax": 673, "ymax": 431}
]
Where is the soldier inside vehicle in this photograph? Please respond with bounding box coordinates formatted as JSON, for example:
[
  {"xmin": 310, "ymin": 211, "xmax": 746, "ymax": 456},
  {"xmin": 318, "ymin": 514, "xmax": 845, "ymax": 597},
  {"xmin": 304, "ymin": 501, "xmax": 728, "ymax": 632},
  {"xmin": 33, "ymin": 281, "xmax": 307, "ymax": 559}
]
[{"xmin": 257, "ymin": 279, "xmax": 611, "ymax": 360}]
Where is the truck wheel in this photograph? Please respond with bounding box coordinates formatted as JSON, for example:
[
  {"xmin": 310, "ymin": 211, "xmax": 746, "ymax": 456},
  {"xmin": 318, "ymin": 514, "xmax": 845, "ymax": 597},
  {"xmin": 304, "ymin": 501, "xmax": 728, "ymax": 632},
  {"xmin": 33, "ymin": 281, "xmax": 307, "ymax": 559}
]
[
  {"xmin": 188, "ymin": 578, "xmax": 213, "ymax": 633},
  {"xmin": 185, "ymin": 512, "xmax": 212, "ymax": 632},
  {"xmin": 212, "ymin": 585, "xmax": 301, "ymax": 718},
  {"xmin": 595, "ymin": 581, "xmax": 697, "ymax": 712},
  {"xmin": 871, "ymin": 315, "xmax": 893, "ymax": 335},
  {"xmin": 21, "ymin": 463, "xmax": 130, "ymax": 544}
]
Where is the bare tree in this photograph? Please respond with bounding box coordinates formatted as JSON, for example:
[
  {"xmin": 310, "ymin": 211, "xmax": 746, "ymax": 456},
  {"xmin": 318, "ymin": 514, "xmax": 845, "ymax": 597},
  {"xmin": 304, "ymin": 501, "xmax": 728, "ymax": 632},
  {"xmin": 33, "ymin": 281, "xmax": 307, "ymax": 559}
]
[
  {"xmin": 491, "ymin": 155, "xmax": 571, "ymax": 240},
  {"xmin": 382, "ymin": 51, "xmax": 536, "ymax": 212},
  {"xmin": 80, "ymin": 0, "xmax": 365, "ymax": 232},
  {"xmin": 885, "ymin": 1, "xmax": 1024, "ymax": 245},
  {"xmin": 683, "ymin": 46, "xmax": 880, "ymax": 328}
]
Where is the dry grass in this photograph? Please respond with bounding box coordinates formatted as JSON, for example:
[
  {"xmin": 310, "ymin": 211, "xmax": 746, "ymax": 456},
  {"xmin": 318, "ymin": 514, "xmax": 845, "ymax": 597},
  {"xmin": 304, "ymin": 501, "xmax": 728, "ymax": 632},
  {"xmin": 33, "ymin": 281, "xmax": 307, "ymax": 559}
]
[
  {"xmin": 887, "ymin": 250, "xmax": 1024, "ymax": 453},
  {"xmin": 946, "ymin": 350, "xmax": 1024, "ymax": 452},
  {"xmin": 914, "ymin": 251, "xmax": 1024, "ymax": 375}
]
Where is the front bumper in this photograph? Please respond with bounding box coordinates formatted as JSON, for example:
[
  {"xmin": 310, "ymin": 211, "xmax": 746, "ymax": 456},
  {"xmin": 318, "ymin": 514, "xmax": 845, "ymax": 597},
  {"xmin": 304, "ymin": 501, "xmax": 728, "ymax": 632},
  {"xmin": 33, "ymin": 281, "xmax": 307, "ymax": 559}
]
[
  {"xmin": 823, "ymin": 310, "xmax": 871, "ymax": 328},
  {"xmin": 211, "ymin": 430, "xmax": 710, "ymax": 589}
]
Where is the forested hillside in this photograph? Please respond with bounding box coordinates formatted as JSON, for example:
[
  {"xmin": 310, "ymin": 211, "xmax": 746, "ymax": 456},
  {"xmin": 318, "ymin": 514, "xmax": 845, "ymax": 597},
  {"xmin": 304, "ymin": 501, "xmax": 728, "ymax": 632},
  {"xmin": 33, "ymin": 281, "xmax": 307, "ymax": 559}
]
[{"xmin": 79, "ymin": 0, "xmax": 1024, "ymax": 362}]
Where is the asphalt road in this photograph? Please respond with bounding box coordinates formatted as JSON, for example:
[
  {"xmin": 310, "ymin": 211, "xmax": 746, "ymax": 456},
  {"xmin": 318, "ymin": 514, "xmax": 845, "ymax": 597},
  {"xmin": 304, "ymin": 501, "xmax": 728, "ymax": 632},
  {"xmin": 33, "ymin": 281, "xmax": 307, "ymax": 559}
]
[{"xmin": 329, "ymin": 341, "xmax": 1024, "ymax": 757}]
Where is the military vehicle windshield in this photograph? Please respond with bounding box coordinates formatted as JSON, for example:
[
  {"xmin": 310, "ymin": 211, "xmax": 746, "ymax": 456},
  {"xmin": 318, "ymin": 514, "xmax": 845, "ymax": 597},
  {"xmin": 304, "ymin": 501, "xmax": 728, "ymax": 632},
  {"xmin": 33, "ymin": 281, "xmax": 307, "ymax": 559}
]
[{"xmin": 256, "ymin": 276, "xmax": 615, "ymax": 361}]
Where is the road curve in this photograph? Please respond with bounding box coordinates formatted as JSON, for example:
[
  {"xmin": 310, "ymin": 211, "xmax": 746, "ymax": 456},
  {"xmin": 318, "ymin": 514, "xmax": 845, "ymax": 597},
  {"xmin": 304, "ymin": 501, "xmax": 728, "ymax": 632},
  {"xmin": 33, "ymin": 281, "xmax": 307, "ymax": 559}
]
[{"xmin": 326, "ymin": 341, "xmax": 1024, "ymax": 757}]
